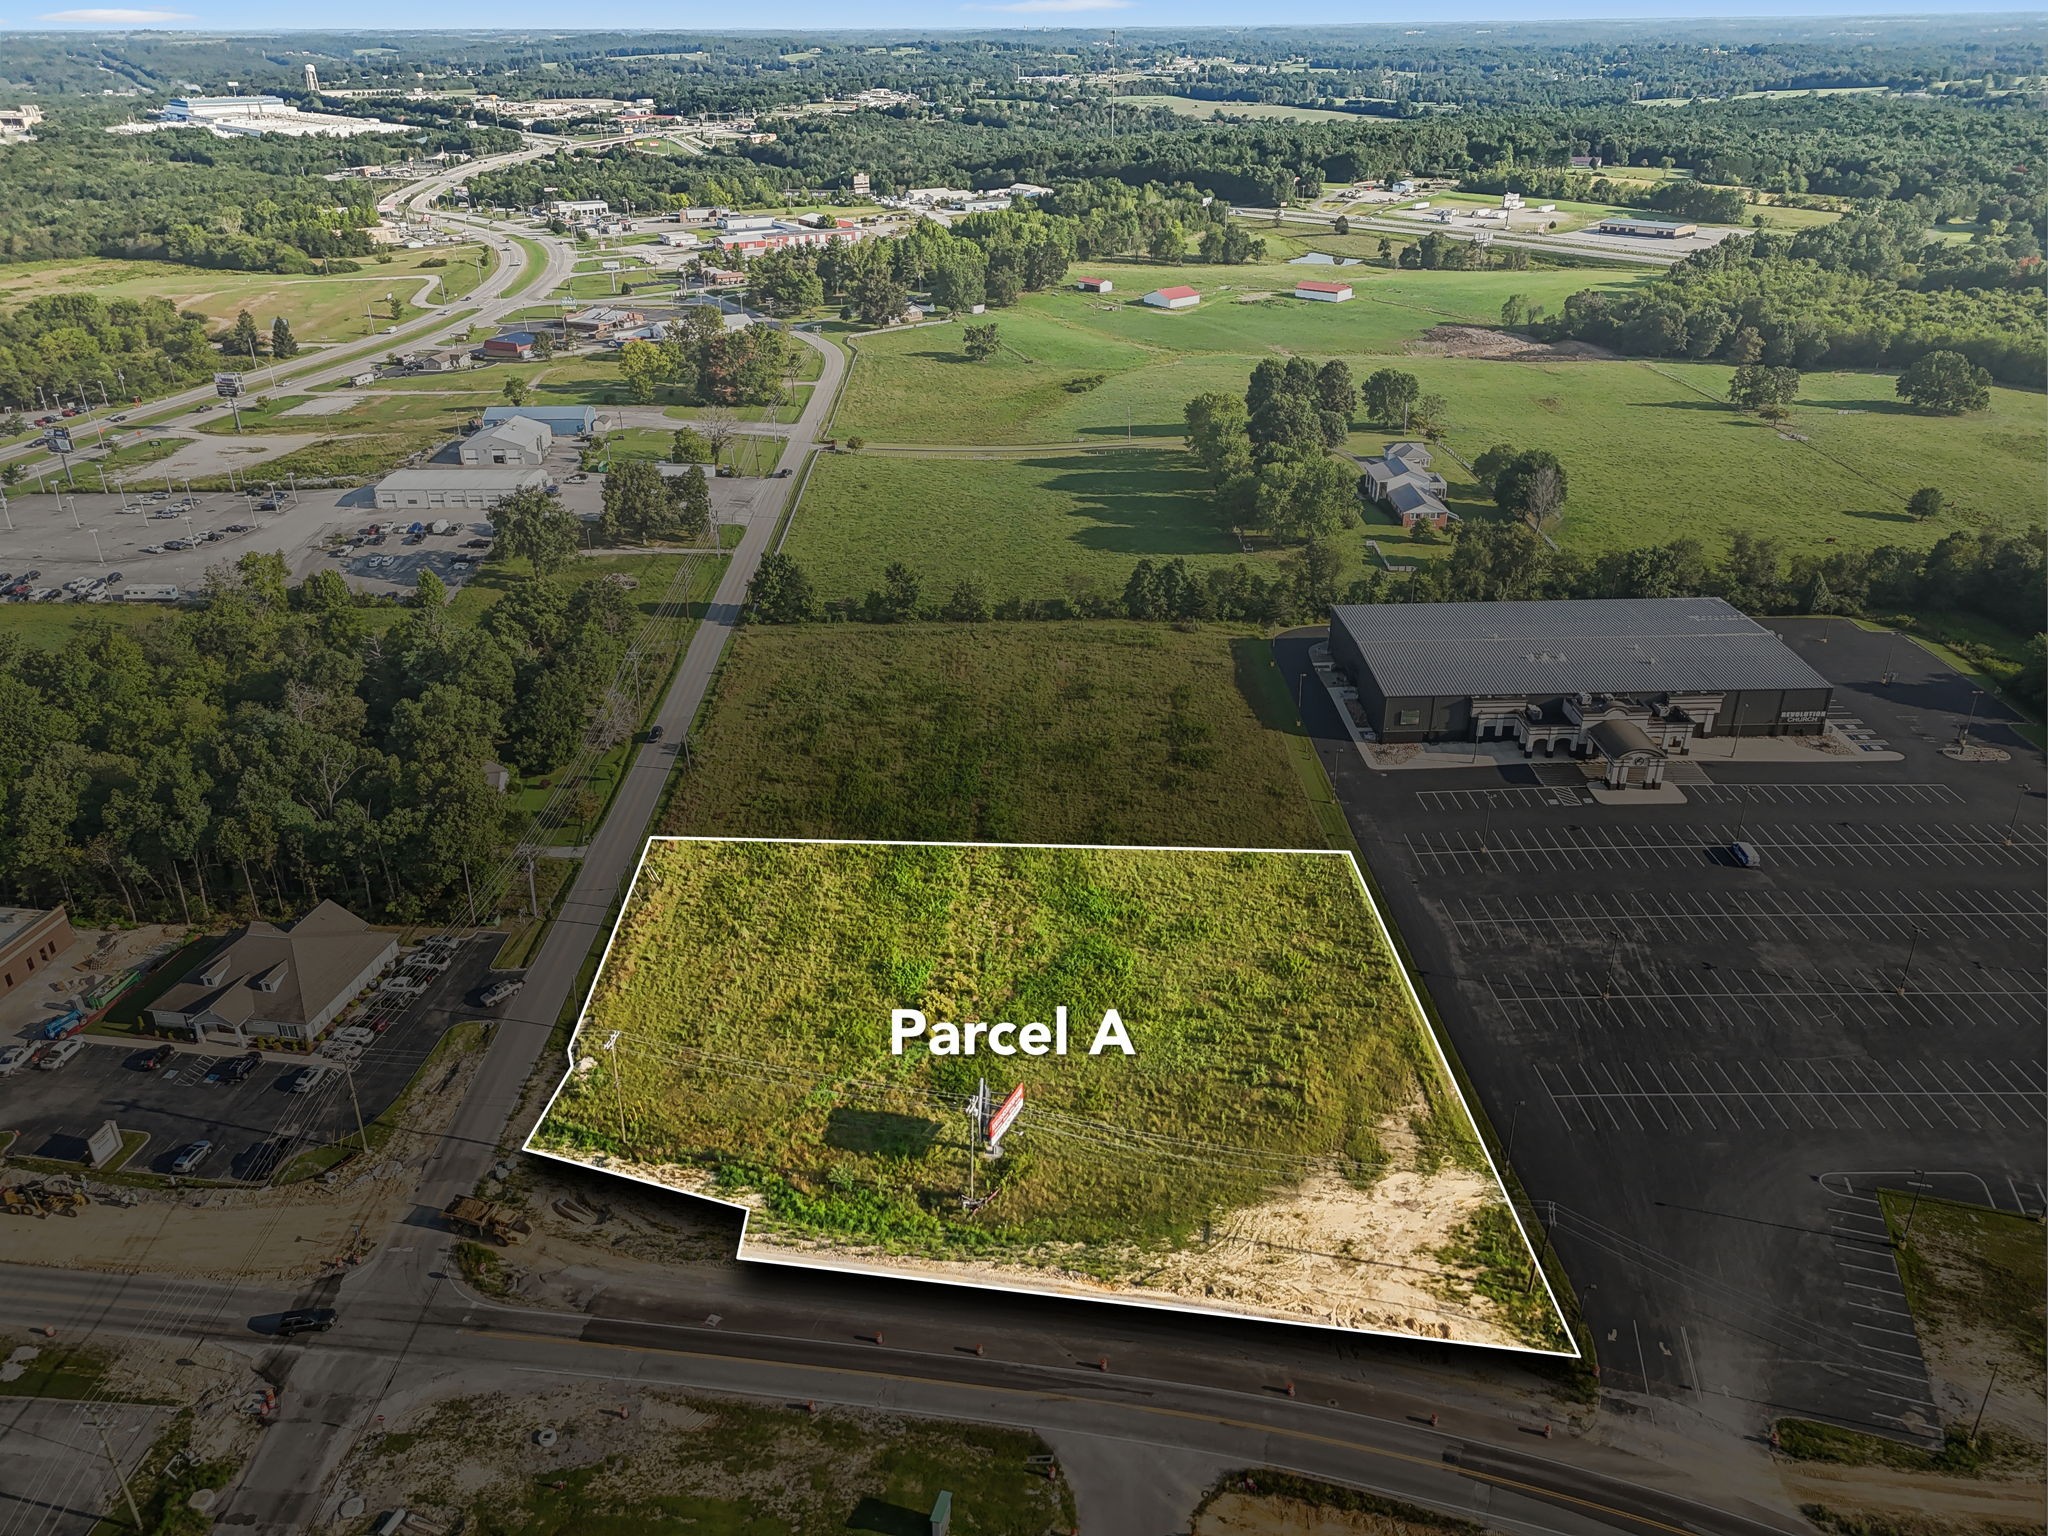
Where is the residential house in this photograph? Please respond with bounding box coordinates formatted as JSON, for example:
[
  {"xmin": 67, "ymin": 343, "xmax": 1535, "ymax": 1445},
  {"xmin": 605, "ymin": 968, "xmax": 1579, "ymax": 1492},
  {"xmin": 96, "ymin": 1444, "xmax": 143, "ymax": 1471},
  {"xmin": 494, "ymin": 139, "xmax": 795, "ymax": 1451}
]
[{"xmin": 1360, "ymin": 442, "xmax": 1454, "ymax": 530}]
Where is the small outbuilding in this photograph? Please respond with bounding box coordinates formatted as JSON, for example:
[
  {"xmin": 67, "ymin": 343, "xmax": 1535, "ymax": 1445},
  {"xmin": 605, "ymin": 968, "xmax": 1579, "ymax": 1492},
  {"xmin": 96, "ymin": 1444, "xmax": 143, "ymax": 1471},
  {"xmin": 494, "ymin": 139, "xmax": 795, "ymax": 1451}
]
[
  {"xmin": 1143, "ymin": 286, "xmax": 1199, "ymax": 310},
  {"xmin": 1075, "ymin": 276, "xmax": 1113, "ymax": 294},
  {"xmin": 1294, "ymin": 279, "xmax": 1354, "ymax": 303}
]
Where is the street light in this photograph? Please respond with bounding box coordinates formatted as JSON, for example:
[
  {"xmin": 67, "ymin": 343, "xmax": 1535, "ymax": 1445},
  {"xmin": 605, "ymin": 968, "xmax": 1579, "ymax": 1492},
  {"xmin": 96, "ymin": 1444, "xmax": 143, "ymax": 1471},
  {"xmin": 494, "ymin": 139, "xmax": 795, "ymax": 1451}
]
[
  {"xmin": 89, "ymin": 528, "xmax": 103, "ymax": 565},
  {"xmin": 2007, "ymin": 783, "xmax": 2032, "ymax": 846},
  {"xmin": 1960, "ymin": 689, "xmax": 1984, "ymax": 741}
]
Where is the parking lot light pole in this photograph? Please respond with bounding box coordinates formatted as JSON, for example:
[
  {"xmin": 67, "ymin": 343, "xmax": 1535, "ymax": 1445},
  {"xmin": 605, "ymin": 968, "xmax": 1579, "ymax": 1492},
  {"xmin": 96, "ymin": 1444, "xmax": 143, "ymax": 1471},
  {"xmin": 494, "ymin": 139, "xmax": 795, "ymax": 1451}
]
[
  {"xmin": 2006, "ymin": 784, "xmax": 2032, "ymax": 846},
  {"xmin": 1898, "ymin": 1172, "xmax": 1927, "ymax": 1248},
  {"xmin": 1896, "ymin": 926, "xmax": 1921, "ymax": 996},
  {"xmin": 89, "ymin": 529, "xmax": 104, "ymax": 565},
  {"xmin": 1957, "ymin": 688, "xmax": 1984, "ymax": 746}
]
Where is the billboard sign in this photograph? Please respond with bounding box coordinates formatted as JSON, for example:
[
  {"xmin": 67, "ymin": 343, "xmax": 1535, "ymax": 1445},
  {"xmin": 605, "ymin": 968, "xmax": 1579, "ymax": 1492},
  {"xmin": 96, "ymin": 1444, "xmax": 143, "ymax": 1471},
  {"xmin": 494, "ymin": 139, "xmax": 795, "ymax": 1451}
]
[
  {"xmin": 45, "ymin": 426, "xmax": 73, "ymax": 455},
  {"xmin": 986, "ymin": 1083, "xmax": 1025, "ymax": 1149},
  {"xmin": 214, "ymin": 372, "xmax": 244, "ymax": 399}
]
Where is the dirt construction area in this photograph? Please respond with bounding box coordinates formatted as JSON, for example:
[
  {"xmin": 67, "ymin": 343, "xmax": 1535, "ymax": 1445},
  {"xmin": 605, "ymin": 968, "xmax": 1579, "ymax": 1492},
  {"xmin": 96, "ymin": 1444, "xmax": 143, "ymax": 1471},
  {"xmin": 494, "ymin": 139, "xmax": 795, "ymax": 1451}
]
[{"xmin": 1407, "ymin": 325, "xmax": 1613, "ymax": 362}]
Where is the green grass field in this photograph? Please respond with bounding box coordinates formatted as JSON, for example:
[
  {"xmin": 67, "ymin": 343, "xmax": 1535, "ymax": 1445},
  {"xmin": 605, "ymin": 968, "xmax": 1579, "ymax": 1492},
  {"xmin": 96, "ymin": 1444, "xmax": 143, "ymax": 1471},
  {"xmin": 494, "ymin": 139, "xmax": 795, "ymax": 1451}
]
[
  {"xmin": 0, "ymin": 247, "xmax": 495, "ymax": 342},
  {"xmin": 533, "ymin": 838, "xmax": 1553, "ymax": 1345},
  {"xmin": 660, "ymin": 622, "xmax": 1329, "ymax": 849},
  {"xmin": 783, "ymin": 449, "xmax": 1296, "ymax": 604},
  {"xmin": 1351, "ymin": 359, "xmax": 2046, "ymax": 557},
  {"xmin": 833, "ymin": 264, "xmax": 1634, "ymax": 445}
]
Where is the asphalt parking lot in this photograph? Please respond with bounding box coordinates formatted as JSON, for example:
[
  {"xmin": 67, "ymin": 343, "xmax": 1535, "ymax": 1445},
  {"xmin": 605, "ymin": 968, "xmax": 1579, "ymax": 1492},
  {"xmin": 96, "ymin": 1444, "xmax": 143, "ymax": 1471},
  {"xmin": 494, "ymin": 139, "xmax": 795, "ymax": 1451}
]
[
  {"xmin": 1277, "ymin": 616, "xmax": 2045, "ymax": 1442},
  {"xmin": 0, "ymin": 936, "xmax": 511, "ymax": 1183}
]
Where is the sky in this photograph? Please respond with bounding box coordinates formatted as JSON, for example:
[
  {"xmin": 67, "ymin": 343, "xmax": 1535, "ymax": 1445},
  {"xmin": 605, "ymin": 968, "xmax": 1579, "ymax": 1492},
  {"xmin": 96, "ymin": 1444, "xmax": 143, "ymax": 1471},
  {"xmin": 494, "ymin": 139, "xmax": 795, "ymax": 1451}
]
[{"xmin": 13, "ymin": 1, "xmax": 2048, "ymax": 29}]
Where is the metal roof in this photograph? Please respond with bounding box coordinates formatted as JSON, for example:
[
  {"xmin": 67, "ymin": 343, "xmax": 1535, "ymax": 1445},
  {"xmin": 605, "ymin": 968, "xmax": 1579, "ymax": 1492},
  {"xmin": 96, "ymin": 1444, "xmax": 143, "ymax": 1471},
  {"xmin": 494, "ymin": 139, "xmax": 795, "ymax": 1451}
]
[
  {"xmin": 1330, "ymin": 597, "xmax": 1832, "ymax": 698},
  {"xmin": 378, "ymin": 467, "xmax": 546, "ymax": 491}
]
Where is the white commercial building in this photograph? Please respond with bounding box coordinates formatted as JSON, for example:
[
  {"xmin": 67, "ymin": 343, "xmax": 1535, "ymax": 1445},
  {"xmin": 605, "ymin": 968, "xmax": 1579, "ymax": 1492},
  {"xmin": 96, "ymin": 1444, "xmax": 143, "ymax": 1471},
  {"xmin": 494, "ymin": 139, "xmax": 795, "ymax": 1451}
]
[
  {"xmin": 375, "ymin": 467, "xmax": 546, "ymax": 511},
  {"xmin": 458, "ymin": 418, "xmax": 553, "ymax": 468}
]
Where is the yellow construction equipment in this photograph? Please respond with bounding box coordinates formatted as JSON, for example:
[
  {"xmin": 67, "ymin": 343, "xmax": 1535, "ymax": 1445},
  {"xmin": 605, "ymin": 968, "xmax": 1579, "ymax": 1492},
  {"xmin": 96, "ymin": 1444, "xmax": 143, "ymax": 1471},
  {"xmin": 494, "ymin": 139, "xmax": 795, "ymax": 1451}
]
[{"xmin": 442, "ymin": 1195, "xmax": 531, "ymax": 1246}]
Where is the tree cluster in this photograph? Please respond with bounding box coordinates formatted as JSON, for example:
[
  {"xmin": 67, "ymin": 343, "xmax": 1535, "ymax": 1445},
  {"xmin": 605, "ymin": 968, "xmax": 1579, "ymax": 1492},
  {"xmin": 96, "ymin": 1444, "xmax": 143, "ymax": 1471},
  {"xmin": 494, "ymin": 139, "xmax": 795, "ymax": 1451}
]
[
  {"xmin": 1183, "ymin": 357, "xmax": 1363, "ymax": 545},
  {"xmin": 0, "ymin": 547, "xmax": 640, "ymax": 927}
]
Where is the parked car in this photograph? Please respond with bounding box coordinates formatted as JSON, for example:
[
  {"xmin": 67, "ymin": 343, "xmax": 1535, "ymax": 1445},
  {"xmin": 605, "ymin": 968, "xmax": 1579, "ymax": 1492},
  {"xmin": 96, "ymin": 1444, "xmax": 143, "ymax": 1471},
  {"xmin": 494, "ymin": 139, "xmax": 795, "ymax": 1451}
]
[
  {"xmin": 257, "ymin": 497, "xmax": 283, "ymax": 511},
  {"xmin": 276, "ymin": 1308, "xmax": 338, "ymax": 1337},
  {"xmin": 216, "ymin": 1051, "xmax": 263, "ymax": 1084},
  {"xmin": 36, "ymin": 1038, "xmax": 84, "ymax": 1071},
  {"xmin": 169, "ymin": 1140, "xmax": 212, "ymax": 1174},
  {"xmin": 462, "ymin": 538, "xmax": 492, "ymax": 549},
  {"xmin": 105, "ymin": 571, "xmax": 123, "ymax": 584},
  {"xmin": 140, "ymin": 1043, "xmax": 176, "ymax": 1071},
  {"xmin": 285, "ymin": 1065, "xmax": 333, "ymax": 1094},
  {"xmin": 0, "ymin": 1044, "xmax": 32, "ymax": 1076},
  {"xmin": 476, "ymin": 978, "xmax": 524, "ymax": 1009},
  {"xmin": 1729, "ymin": 840, "xmax": 1764, "ymax": 869}
]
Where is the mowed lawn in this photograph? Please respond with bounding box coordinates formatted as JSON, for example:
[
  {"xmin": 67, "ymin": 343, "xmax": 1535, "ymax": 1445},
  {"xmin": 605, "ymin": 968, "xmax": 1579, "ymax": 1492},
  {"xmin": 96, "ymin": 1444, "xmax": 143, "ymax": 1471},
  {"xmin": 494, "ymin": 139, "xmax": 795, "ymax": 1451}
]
[
  {"xmin": 1353, "ymin": 359, "xmax": 2047, "ymax": 558},
  {"xmin": 0, "ymin": 247, "xmax": 495, "ymax": 342},
  {"xmin": 781, "ymin": 449, "xmax": 1340, "ymax": 605},
  {"xmin": 660, "ymin": 621, "xmax": 1329, "ymax": 849},
  {"xmin": 834, "ymin": 262, "xmax": 1636, "ymax": 445}
]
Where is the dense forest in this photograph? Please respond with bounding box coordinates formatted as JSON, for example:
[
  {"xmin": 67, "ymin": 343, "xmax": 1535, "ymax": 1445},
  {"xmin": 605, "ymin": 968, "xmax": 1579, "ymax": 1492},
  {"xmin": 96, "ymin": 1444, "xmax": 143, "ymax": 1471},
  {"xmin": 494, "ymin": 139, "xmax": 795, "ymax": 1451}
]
[
  {"xmin": 0, "ymin": 294, "xmax": 216, "ymax": 409},
  {"xmin": 0, "ymin": 109, "xmax": 516, "ymax": 268},
  {"xmin": 1545, "ymin": 209, "xmax": 2048, "ymax": 384},
  {"xmin": 0, "ymin": 552, "xmax": 641, "ymax": 926},
  {"xmin": 2, "ymin": 21, "xmax": 2040, "ymax": 110}
]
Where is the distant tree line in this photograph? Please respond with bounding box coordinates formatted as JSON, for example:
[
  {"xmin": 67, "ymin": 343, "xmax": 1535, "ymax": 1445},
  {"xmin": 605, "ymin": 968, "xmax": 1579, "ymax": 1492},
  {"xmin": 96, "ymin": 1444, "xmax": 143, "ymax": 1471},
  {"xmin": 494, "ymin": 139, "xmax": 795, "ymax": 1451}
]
[{"xmin": 1540, "ymin": 208, "xmax": 2046, "ymax": 386}]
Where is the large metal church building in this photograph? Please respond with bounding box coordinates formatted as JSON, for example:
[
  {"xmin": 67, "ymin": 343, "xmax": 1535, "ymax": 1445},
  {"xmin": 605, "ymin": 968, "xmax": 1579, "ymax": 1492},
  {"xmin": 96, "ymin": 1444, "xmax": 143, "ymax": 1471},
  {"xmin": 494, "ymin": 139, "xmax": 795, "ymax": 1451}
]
[{"xmin": 1327, "ymin": 596, "xmax": 1834, "ymax": 778}]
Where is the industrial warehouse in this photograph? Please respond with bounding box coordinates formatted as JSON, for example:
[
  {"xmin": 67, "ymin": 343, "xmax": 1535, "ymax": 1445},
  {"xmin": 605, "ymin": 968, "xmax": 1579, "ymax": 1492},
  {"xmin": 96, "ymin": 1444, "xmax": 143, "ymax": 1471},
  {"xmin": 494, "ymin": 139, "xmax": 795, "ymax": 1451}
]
[{"xmin": 1327, "ymin": 597, "xmax": 1834, "ymax": 785}]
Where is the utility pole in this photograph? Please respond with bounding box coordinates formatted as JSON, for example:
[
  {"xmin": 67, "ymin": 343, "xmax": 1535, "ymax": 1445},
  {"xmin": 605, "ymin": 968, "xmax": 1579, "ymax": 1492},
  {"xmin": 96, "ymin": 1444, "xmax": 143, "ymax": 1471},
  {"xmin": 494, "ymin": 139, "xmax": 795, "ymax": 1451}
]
[
  {"xmin": 344, "ymin": 1063, "xmax": 368, "ymax": 1152},
  {"xmin": 87, "ymin": 1416, "xmax": 144, "ymax": 1532},
  {"xmin": 1968, "ymin": 1366, "xmax": 2000, "ymax": 1444}
]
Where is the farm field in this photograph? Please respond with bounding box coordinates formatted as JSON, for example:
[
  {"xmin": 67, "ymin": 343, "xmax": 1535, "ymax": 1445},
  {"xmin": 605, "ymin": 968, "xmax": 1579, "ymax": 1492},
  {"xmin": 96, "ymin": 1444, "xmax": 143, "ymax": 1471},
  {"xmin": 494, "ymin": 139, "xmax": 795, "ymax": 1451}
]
[
  {"xmin": 532, "ymin": 838, "xmax": 1564, "ymax": 1348},
  {"xmin": 659, "ymin": 621, "xmax": 1330, "ymax": 848},
  {"xmin": 832, "ymin": 263, "xmax": 1631, "ymax": 444},
  {"xmin": 0, "ymin": 246, "xmax": 495, "ymax": 341}
]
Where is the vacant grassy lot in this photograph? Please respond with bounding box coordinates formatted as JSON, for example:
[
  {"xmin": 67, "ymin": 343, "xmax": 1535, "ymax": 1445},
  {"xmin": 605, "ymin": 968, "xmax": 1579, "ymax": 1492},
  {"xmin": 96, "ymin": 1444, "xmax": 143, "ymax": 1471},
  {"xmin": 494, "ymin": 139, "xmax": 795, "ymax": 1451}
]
[
  {"xmin": 663, "ymin": 622, "xmax": 1327, "ymax": 847},
  {"xmin": 1883, "ymin": 1190, "xmax": 2046, "ymax": 1452},
  {"xmin": 375, "ymin": 1396, "xmax": 1074, "ymax": 1536},
  {"xmin": 537, "ymin": 841, "xmax": 1482, "ymax": 1257},
  {"xmin": 1349, "ymin": 359, "xmax": 2047, "ymax": 557},
  {"xmin": 782, "ymin": 449, "xmax": 1328, "ymax": 605},
  {"xmin": 834, "ymin": 263, "xmax": 1630, "ymax": 444},
  {"xmin": 0, "ymin": 247, "xmax": 494, "ymax": 341}
]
